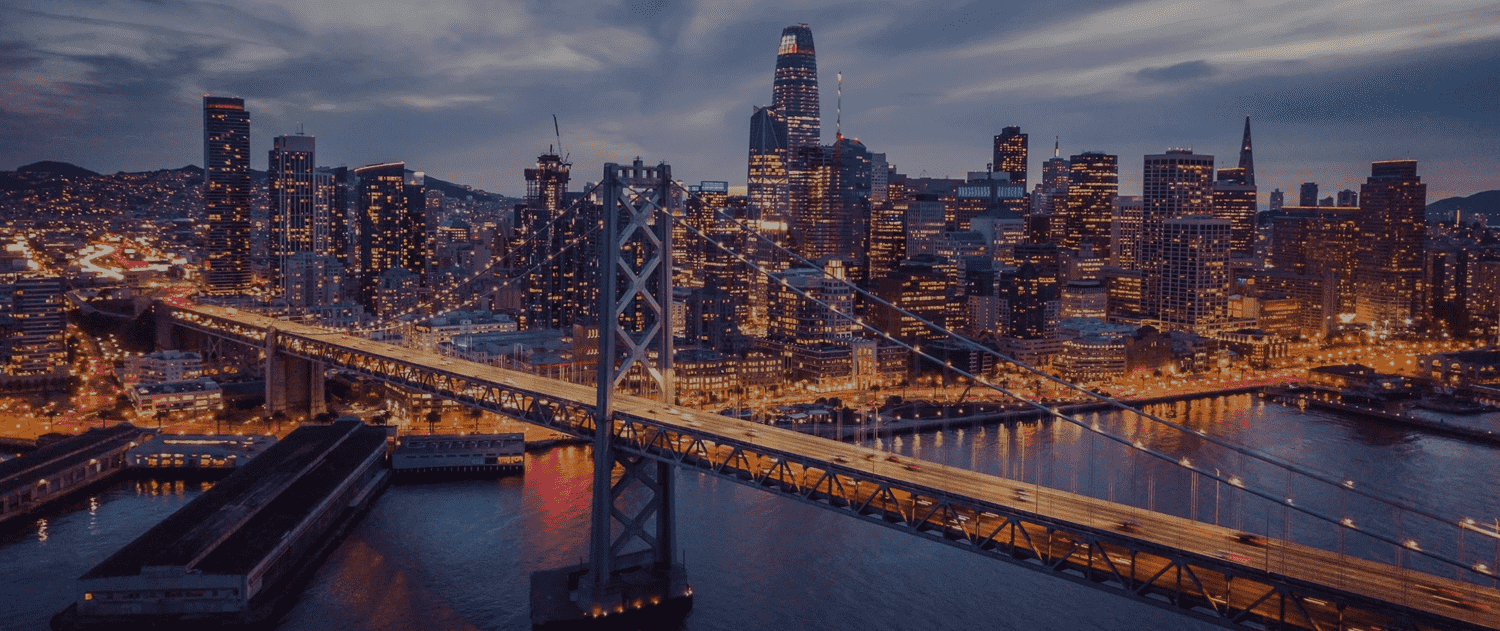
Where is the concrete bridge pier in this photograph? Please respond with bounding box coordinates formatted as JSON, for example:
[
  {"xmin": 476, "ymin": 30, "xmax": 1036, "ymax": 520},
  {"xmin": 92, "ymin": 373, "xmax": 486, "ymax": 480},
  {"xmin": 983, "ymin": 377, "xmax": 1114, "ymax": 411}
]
[{"xmin": 265, "ymin": 327, "xmax": 326, "ymax": 422}]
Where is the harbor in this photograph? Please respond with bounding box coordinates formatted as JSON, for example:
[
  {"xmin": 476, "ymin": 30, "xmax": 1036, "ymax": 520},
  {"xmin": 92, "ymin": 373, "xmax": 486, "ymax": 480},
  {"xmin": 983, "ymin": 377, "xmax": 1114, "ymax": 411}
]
[{"xmin": 51, "ymin": 420, "xmax": 390, "ymax": 630}]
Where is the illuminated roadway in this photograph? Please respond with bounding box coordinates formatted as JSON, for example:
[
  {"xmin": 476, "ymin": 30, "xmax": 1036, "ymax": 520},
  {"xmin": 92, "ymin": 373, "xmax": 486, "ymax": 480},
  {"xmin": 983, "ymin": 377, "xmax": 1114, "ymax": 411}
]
[{"xmin": 166, "ymin": 303, "xmax": 1500, "ymax": 631}]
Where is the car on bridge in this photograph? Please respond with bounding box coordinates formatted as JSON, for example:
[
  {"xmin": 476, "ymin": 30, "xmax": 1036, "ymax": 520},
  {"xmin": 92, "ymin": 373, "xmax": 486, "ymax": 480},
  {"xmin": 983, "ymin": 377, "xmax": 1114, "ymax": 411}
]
[{"xmin": 1234, "ymin": 532, "xmax": 1266, "ymax": 547}]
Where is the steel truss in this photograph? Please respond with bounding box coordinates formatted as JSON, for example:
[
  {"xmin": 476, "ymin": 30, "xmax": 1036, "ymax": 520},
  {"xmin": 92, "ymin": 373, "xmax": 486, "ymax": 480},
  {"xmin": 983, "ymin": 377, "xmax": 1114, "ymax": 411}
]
[{"xmin": 160, "ymin": 307, "xmax": 1494, "ymax": 630}]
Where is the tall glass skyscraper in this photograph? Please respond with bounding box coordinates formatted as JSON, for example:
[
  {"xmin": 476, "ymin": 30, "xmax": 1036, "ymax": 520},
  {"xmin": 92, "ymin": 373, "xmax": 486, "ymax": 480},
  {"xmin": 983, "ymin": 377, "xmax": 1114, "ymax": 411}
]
[
  {"xmin": 747, "ymin": 106, "xmax": 790, "ymax": 223},
  {"xmin": 202, "ymin": 96, "xmax": 253, "ymax": 295},
  {"xmin": 773, "ymin": 24, "xmax": 820, "ymax": 151},
  {"xmin": 269, "ymin": 134, "xmax": 320, "ymax": 290}
]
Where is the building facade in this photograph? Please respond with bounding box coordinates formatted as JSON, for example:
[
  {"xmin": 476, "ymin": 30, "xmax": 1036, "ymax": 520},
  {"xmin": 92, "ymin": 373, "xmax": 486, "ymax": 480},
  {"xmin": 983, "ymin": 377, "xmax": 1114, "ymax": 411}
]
[{"xmin": 202, "ymin": 96, "xmax": 253, "ymax": 294}]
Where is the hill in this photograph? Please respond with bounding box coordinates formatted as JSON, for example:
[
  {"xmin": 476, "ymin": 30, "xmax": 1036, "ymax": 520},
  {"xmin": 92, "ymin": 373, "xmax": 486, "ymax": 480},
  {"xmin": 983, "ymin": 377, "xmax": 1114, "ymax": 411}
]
[
  {"xmin": 16, "ymin": 161, "xmax": 100, "ymax": 180},
  {"xmin": 423, "ymin": 174, "xmax": 503, "ymax": 204},
  {"xmin": 1427, "ymin": 190, "xmax": 1500, "ymax": 223}
]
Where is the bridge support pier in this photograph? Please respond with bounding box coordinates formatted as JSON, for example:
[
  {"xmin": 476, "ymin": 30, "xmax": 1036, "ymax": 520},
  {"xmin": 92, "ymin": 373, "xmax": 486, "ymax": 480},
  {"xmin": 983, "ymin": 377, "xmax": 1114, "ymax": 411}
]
[
  {"xmin": 265, "ymin": 327, "xmax": 326, "ymax": 423},
  {"xmin": 531, "ymin": 161, "xmax": 689, "ymax": 628}
]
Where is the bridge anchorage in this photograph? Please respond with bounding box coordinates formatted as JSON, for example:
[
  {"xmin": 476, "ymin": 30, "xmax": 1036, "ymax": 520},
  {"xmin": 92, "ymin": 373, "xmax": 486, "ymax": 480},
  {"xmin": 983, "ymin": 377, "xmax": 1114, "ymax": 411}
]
[{"xmin": 530, "ymin": 160, "xmax": 692, "ymax": 628}]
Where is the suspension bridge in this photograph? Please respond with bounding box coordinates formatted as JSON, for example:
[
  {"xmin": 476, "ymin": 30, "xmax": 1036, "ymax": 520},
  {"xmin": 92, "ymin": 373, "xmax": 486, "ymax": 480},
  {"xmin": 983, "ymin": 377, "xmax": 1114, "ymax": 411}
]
[{"xmin": 153, "ymin": 160, "xmax": 1500, "ymax": 630}]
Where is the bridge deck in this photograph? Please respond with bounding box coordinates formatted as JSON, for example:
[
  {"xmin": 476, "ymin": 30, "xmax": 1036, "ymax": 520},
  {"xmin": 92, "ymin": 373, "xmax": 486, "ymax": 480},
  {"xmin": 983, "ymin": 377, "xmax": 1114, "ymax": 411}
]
[{"xmin": 171, "ymin": 304, "xmax": 1500, "ymax": 630}]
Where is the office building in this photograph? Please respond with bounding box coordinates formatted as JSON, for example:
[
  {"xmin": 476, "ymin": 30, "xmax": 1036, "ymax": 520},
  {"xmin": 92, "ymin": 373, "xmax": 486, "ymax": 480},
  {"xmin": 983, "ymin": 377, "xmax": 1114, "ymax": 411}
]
[
  {"xmin": 1159, "ymin": 217, "xmax": 1231, "ymax": 333},
  {"xmin": 748, "ymin": 106, "xmax": 791, "ymax": 224},
  {"xmin": 268, "ymin": 134, "xmax": 321, "ymax": 293},
  {"xmin": 773, "ymin": 24, "xmax": 820, "ymax": 150},
  {"xmin": 1354, "ymin": 160, "xmax": 1426, "ymax": 329},
  {"xmin": 1059, "ymin": 152, "xmax": 1118, "ymax": 255},
  {"xmin": 992, "ymin": 126, "xmax": 1028, "ymax": 189},
  {"xmin": 202, "ymin": 96, "xmax": 253, "ymax": 294},
  {"xmin": 905, "ymin": 194, "xmax": 946, "ymax": 258},
  {"xmin": 1141, "ymin": 149, "xmax": 1215, "ymax": 318},
  {"xmin": 1212, "ymin": 116, "xmax": 1257, "ymax": 258},
  {"xmin": 1299, "ymin": 182, "xmax": 1319, "ymax": 207}
]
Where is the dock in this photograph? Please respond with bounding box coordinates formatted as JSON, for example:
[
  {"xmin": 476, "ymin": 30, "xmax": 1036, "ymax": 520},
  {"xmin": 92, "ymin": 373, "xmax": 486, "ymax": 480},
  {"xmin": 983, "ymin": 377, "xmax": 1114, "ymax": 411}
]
[
  {"xmin": 52, "ymin": 420, "xmax": 389, "ymax": 630},
  {"xmin": 1, "ymin": 424, "xmax": 154, "ymax": 529},
  {"xmin": 1260, "ymin": 386, "xmax": 1500, "ymax": 446}
]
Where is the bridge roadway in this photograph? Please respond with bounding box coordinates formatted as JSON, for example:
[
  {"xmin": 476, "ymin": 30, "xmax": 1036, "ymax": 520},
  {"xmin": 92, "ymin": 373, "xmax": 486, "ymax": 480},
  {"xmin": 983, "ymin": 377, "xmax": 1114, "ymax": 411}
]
[{"xmin": 167, "ymin": 303, "xmax": 1500, "ymax": 630}]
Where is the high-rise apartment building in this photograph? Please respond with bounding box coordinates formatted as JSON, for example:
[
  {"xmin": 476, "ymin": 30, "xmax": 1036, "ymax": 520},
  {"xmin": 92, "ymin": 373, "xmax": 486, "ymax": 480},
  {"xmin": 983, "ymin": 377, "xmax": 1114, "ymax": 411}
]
[
  {"xmin": 1355, "ymin": 160, "xmax": 1426, "ymax": 328},
  {"xmin": 354, "ymin": 162, "xmax": 426, "ymax": 312},
  {"xmin": 268, "ymin": 134, "xmax": 321, "ymax": 293},
  {"xmin": 1159, "ymin": 217, "xmax": 1231, "ymax": 332},
  {"xmin": 1140, "ymin": 149, "xmax": 1215, "ymax": 318},
  {"xmin": 1212, "ymin": 116, "xmax": 1257, "ymax": 258},
  {"xmin": 773, "ymin": 24, "xmax": 820, "ymax": 151},
  {"xmin": 2, "ymin": 276, "xmax": 68, "ymax": 386},
  {"xmin": 1058, "ymin": 152, "xmax": 1117, "ymax": 255},
  {"xmin": 326, "ymin": 166, "xmax": 356, "ymax": 267},
  {"xmin": 202, "ymin": 96, "xmax": 253, "ymax": 294},
  {"xmin": 1337, "ymin": 189, "xmax": 1359, "ymax": 207},
  {"xmin": 992, "ymin": 126, "xmax": 1028, "ymax": 189},
  {"xmin": 1269, "ymin": 189, "xmax": 1284, "ymax": 212}
]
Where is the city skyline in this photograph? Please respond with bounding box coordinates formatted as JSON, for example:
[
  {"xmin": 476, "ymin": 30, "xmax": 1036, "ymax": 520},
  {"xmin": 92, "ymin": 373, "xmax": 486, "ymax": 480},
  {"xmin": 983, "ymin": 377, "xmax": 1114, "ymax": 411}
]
[{"xmin": 3, "ymin": 1, "xmax": 1498, "ymax": 201}]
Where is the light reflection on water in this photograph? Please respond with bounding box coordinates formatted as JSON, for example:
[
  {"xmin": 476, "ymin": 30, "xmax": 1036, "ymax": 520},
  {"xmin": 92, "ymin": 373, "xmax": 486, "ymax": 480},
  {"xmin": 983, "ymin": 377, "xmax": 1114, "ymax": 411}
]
[{"xmin": 4, "ymin": 396, "xmax": 1498, "ymax": 630}]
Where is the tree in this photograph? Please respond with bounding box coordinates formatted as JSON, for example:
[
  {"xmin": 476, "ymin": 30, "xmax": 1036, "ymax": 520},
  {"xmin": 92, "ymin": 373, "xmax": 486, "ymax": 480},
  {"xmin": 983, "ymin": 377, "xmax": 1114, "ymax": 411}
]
[{"xmin": 425, "ymin": 409, "xmax": 442, "ymax": 434}]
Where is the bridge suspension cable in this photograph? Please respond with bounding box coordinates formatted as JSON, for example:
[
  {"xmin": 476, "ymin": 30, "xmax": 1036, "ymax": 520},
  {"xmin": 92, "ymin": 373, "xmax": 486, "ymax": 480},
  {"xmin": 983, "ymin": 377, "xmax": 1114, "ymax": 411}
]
[
  {"xmin": 668, "ymin": 186, "xmax": 1490, "ymax": 581},
  {"xmin": 346, "ymin": 182, "xmax": 603, "ymax": 333}
]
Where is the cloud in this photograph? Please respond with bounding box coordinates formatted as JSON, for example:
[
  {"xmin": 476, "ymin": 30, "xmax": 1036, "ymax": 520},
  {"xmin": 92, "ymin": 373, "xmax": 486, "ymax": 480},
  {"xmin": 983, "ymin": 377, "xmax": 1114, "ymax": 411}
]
[
  {"xmin": 1136, "ymin": 60, "xmax": 1214, "ymax": 82},
  {"xmin": 0, "ymin": 0, "xmax": 1497, "ymax": 201}
]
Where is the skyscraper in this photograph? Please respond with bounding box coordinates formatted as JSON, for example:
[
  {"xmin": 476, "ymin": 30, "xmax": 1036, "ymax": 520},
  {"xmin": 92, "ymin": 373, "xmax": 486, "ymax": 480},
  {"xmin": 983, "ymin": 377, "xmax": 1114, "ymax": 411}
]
[
  {"xmin": 1058, "ymin": 152, "xmax": 1117, "ymax": 255},
  {"xmin": 773, "ymin": 24, "xmax": 820, "ymax": 151},
  {"xmin": 992, "ymin": 126, "xmax": 1028, "ymax": 189},
  {"xmin": 1140, "ymin": 149, "xmax": 1215, "ymax": 319},
  {"xmin": 1355, "ymin": 160, "xmax": 1426, "ymax": 328},
  {"xmin": 1159, "ymin": 217, "xmax": 1231, "ymax": 333},
  {"xmin": 268, "ymin": 134, "xmax": 320, "ymax": 293},
  {"xmin": 1213, "ymin": 117, "xmax": 1258, "ymax": 258},
  {"xmin": 1299, "ymin": 182, "xmax": 1319, "ymax": 207},
  {"xmin": 747, "ymin": 106, "xmax": 790, "ymax": 223},
  {"xmin": 202, "ymin": 96, "xmax": 252, "ymax": 295},
  {"xmin": 354, "ymin": 162, "xmax": 426, "ymax": 314},
  {"xmin": 517, "ymin": 152, "xmax": 596, "ymax": 329}
]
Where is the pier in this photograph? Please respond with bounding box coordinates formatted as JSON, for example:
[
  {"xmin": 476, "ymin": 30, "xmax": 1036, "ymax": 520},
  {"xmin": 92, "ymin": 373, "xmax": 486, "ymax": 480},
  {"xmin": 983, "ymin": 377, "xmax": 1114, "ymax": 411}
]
[
  {"xmin": 1260, "ymin": 386, "xmax": 1500, "ymax": 446},
  {"xmin": 1, "ymin": 424, "xmax": 154, "ymax": 529},
  {"xmin": 790, "ymin": 385, "xmax": 1265, "ymax": 441},
  {"xmin": 391, "ymin": 432, "xmax": 524, "ymax": 479},
  {"xmin": 52, "ymin": 420, "xmax": 389, "ymax": 630}
]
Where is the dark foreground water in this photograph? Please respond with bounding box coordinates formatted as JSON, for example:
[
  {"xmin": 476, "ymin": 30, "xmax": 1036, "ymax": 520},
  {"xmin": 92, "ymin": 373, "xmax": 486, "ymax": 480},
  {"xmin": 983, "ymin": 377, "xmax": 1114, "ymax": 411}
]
[{"xmin": 5, "ymin": 395, "xmax": 1499, "ymax": 630}]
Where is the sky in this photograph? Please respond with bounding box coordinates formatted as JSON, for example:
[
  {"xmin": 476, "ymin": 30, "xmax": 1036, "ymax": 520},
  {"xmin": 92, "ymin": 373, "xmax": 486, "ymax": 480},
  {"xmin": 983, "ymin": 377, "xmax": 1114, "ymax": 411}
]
[{"xmin": 2, "ymin": 0, "xmax": 1498, "ymax": 202}]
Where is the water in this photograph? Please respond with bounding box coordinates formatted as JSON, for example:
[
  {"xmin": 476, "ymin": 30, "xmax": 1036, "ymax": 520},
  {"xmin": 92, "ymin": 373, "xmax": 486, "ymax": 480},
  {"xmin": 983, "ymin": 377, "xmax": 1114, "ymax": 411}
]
[{"xmin": 6, "ymin": 396, "xmax": 1499, "ymax": 630}]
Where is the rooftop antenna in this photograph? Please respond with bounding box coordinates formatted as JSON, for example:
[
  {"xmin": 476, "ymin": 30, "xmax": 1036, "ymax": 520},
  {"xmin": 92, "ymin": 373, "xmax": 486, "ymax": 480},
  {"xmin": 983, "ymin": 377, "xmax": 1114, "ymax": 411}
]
[
  {"xmin": 836, "ymin": 71, "xmax": 842, "ymax": 140},
  {"xmin": 297, "ymin": 122, "xmax": 305, "ymax": 136},
  {"xmin": 1054, "ymin": 136, "xmax": 1059, "ymax": 158},
  {"xmin": 553, "ymin": 114, "xmax": 570, "ymax": 165}
]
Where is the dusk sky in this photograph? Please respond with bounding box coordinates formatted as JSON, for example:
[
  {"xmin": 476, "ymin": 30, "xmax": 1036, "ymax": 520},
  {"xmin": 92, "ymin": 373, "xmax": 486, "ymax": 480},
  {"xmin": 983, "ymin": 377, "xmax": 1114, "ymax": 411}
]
[{"xmin": 3, "ymin": 0, "xmax": 1498, "ymax": 201}]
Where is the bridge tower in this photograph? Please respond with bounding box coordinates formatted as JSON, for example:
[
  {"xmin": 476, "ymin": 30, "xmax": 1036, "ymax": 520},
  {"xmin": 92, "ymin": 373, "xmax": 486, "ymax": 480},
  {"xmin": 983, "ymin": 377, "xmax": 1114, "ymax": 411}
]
[{"xmin": 531, "ymin": 160, "xmax": 690, "ymax": 627}]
